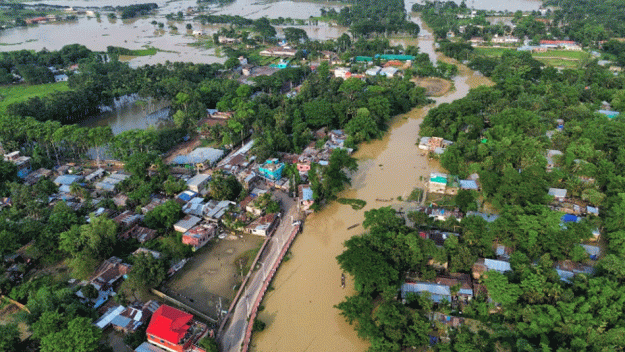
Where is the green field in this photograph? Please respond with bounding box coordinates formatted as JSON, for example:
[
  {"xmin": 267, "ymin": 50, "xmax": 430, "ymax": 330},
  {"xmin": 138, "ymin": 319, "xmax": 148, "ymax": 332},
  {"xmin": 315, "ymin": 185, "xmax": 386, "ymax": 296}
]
[
  {"xmin": 0, "ymin": 82, "xmax": 69, "ymax": 113},
  {"xmin": 532, "ymin": 49, "xmax": 590, "ymax": 60},
  {"xmin": 535, "ymin": 57, "xmax": 580, "ymax": 68},
  {"xmin": 474, "ymin": 47, "xmax": 515, "ymax": 57},
  {"xmin": 475, "ymin": 47, "xmax": 591, "ymax": 68}
]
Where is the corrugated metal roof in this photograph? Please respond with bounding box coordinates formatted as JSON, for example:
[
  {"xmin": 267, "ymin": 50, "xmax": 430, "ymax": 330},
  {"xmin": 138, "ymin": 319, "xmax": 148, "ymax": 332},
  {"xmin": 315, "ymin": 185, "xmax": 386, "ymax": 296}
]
[
  {"xmin": 187, "ymin": 174, "xmax": 210, "ymax": 187},
  {"xmin": 172, "ymin": 147, "xmax": 224, "ymax": 165},
  {"xmin": 484, "ymin": 259, "xmax": 511, "ymax": 273},
  {"xmin": 401, "ymin": 282, "xmax": 451, "ymax": 303},
  {"xmin": 459, "ymin": 180, "xmax": 478, "ymax": 190},
  {"xmin": 95, "ymin": 305, "xmax": 125, "ymax": 329}
]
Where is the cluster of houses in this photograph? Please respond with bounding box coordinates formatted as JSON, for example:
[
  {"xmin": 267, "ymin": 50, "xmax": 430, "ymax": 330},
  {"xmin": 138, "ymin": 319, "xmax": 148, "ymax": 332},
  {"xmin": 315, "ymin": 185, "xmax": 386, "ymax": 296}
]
[
  {"xmin": 332, "ymin": 55, "xmax": 414, "ymax": 80},
  {"xmin": 402, "ymin": 233, "xmax": 597, "ymax": 310},
  {"xmin": 97, "ymin": 301, "xmax": 210, "ymax": 352},
  {"xmin": 427, "ymin": 172, "xmax": 479, "ymax": 197}
]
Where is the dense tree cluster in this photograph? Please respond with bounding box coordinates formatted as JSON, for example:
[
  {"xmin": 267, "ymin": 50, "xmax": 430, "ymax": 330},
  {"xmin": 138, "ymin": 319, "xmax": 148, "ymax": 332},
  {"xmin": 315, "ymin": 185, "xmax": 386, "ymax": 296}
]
[
  {"xmin": 0, "ymin": 44, "xmax": 93, "ymax": 84},
  {"xmin": 334, "ymin": 0, "xmax": 419, "ymax": 37},
  {"xmin": 545, "ymin": 0, "xmax": 624, "ymax": 44},
  {"xmin": 116, "ymin": 3, "xmax": 158, "ymax": 19}
]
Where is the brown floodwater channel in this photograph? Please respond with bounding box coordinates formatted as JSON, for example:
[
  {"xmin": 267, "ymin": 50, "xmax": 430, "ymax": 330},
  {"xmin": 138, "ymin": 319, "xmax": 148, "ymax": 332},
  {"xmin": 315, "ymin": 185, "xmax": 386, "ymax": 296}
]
[{"xmin": 250, "ymin": 15, "xmax": 493, "ymax": 352}]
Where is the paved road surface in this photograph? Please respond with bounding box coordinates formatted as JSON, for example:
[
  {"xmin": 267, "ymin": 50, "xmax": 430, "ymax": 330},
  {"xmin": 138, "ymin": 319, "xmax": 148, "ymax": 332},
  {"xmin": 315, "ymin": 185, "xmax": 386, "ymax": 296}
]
[{"xmin": 219, "ymin": 191, "xmax": 299, "ymax": 352}]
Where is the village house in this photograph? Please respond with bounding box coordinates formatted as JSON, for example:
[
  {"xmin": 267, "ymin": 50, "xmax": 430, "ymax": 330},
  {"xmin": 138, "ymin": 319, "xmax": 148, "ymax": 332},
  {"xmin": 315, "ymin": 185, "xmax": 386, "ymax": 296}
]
[
  {"xmin": 472, "ymin": 258, "xmax": 511, "ymax": 280},
  {"xmin": 245, "ymin": 213, "xmax": 279, "ymax": 237},
  {"xmin": 555, "ymin": 260, "xmax": 594, "ymax": 283},
  {"xmin": 142, "ymin": 197, "xmax": 168, "ymax": 214},
  {"xmin": 4, "ymin": 151, "xmax": 32, "ymax": 178},
  {"xmin": 24, "ymin": 167, "xmax": 52, "ymax": 185},
  {"xmin": 204, "ymin": 200, "xmax": 236, "ymax": 223},
  {"xmin": 145, "ymin": 305, "xmax": 208, "ymax": 352},
  {"xmin": 418, "ymin": 136, "xmax": 453, "ymax": 155},
  {"xmin": 95, "ymin": 300, "xmax": 160, "ymax": 332},
  {"xmin": 424, "ymin": 207, "xmax": 463, "ymax": 222},
  {"xmin": 96, "ymin": 172, "xmax": 130, "ymax": 192},
  {"xmin": 259, "ymin": 159, "xmax": 285, "ymax": 181},
  {"xmin": 582, "ymin": 244, "xmax": 601, "ymax": 260},
  {"xmin": 182, "ymin": 197, "xmax": 208, "ymax": 217},
  {"xmin": 539, "ymin": 40, "xmax": 582, "ymax": 51},
  {"xmin": 259, "ymin": 46, "xmax": 298, "ymax": 57},
  {"xmin": 133, "ymin": 248, "xmax": 162, "ymax": 259},
  {"xmin": 113, "ymin": 211, "xmax": 142, "ymax": 230},
  {"xmin": 545, "ymin": 149, "xmax": 563, "ymax": 172},
  {"xmin": 491, "ymin": 35, "xmax": 520, "ymax": 44},
  {"xmin": 299, "ymin": 184, "xmax": 315, "ymax": 212},
  {"xmin": 333, "ymin": 67, "xmax": 351, "ymax": 79},
  {"xmin": 171, "ymin": 147, "xmax": 224, "ymax": 168},
  {"xmin": 236, "ymin": 170, "xmax": 258, "ymax": 190},
  {"xmin": 428, "ymin": 172, "xmax": 448, "ymax": 194},
  {"xmin": 53, "ymin": 174, "xmax": 83, "ymax": 193},
  {"xmin": 182, "ymin": 224, "xmax": 216, "ymax": 250},
  {"xmin": 84, "ymin": 168, "xmax": 105, "ymax": 183},
  {"xmin": 173, "ymin": 215, "xmax": 201, "ymax": 233},
  {"xmin": 240, "ymin": 195, "xmax": 263, "ymax": 216},
  {"xmin": 175, "ymin": 190, "xmax": 198, "ymax": 205},
  {"xmin": 548, "ymin": 188, "xmax": 567, "ymax": 202},
  {"xmin": 380, "ymin": 66, "xmax": 400, "ymax": 78},
  {"xmin": 83, "ymin": 257, "xmax": 132, "ymax": 309},
  {"xmin": 121, "ymin": 225, "xmax": 158, "ymax": 243},
  {"xmin": 218, "ymin": 36, "xmax": 239, "ymax": 44},
  {"xmin": 459, "ymin": 179, "xmax": 479, "ymax": 191},
  {"xmin": 186, "ymin": 173, "xmax": 210, "ymax": 194}
]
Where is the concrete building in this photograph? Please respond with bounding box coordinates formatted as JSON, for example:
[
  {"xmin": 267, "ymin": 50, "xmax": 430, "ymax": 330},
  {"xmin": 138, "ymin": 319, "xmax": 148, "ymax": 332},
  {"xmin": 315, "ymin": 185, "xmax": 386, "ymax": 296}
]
[
  {"xmin": 182, "ymin": 224, "xmax": 216, "ymax": 250},
  {"xmin": 186, "ymin": 173, "xmax": 210, "ymax": 194},
  {"xmin": 429, "ymin": 173, "xmax": 448, "ymax": 194},
  {"xmin": 259, "ymin": 159, "xmax": 285, "ymax": 181},
  {"xmin": 145, "ymin": 305, "xmax": 208, "ymax": 352}
]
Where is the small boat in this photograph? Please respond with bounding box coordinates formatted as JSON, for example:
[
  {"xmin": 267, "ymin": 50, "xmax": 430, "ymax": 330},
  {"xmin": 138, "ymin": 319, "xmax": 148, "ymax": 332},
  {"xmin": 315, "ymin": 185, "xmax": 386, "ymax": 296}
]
[
  {"xmin": 347, "ymin": 223, "xmax": 359, "ymax": 230},
  {"xmin": 376, "ymin": 198, "xmax": 393, "ymax": 202},
  {"xmin": 341, "ymin": 273, "xmax": 346, "ymax": 288}
]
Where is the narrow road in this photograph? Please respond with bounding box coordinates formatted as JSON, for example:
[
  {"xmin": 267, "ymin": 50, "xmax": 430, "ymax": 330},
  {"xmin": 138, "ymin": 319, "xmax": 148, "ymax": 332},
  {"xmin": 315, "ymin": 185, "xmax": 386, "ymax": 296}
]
[{"xmin": 219, "ymin": 191, "xmax": 300, "ymax": 352}]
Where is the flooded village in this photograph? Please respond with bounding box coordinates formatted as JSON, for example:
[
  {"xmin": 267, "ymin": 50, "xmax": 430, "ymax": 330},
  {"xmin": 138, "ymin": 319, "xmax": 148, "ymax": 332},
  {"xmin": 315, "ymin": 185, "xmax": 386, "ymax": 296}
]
[{"xmin": 0, "ymin": 0, "xmax": 609, "ymax": 351}]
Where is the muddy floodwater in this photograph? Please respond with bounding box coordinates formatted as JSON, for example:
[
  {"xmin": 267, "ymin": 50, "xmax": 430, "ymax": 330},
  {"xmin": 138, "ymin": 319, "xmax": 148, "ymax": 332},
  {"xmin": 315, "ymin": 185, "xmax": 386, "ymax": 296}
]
[{"xmin": 250, "ymin": 15, "xmax": 493, "ymax": 352}]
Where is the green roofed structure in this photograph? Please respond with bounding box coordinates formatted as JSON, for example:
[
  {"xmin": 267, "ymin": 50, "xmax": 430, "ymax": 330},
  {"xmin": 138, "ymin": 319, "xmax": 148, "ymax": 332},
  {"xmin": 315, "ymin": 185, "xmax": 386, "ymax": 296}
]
[
  {"xmin": 376, "ymin": 54, "xmax": 415, "ymax": 61},
  {"xmin": 429, "ymin": 172, "xmax": 448, "ymax": 194},
  {"xmin": 355, "ymin": 56, "xmax": 373, "ymax": 62}
]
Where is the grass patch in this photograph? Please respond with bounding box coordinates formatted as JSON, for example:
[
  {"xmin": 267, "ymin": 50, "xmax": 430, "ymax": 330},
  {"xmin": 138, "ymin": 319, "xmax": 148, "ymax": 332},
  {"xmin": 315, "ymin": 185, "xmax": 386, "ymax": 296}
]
[
  {"xmin": 473, "ymin": 47, "xmax": 514, "ymax": 57},
  {"xmin": 337, "ymin": 198, "xmax": 367, "ymax": 210},
  {"xmin": 0, "ymin": 82, "xmax": 69, "ymax": 113},
  {"xmin": 407, "ymin": 188, "xmax": 424, "ymax": 202},
  {"xmin": 535, "ymin": 57, "xmax": 580, "ymax": 68},
  {"xmin": 532, "ymin": 50, "xmax": 590, "ymax": 60},
  {"xmin": 235, "ymin": 242, "xmax": 263, "ymax": 275}
]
